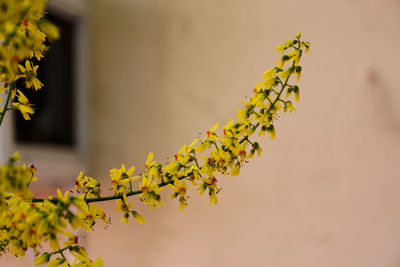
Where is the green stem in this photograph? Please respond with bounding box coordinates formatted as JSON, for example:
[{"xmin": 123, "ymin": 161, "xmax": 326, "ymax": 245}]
[
  {"xmin": 0, "ymin": 84, "xmax": 14, "ymax": 127},
  {"xmin": 246, "ymin": 138, "xmax": 254, "ymax": 146},
  {"xmin": 49, "ymin": 246, "xmax": 70, "ymax": 256},
  {"xmin": 211, "ymin": 140, "xmax": 219, "ymax": 151},
  {"xmin": 192, "ymin": 151, "xmax": 201, "ymax": 168},
  {"xmin": 129, "ymin": 180, "xmax": 133, "ymax": 193},
  {"xmin": 59, "ymin": 250, "xmax": 71, "ymax": 267},
  {"xmin": 32, "ymin": 173, "xmax": 191, "ymax": 204}
]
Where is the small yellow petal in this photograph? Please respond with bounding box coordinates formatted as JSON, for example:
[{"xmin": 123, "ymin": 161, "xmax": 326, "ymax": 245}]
[
  {"xmin": 49, "ymin": 235, "xmax": 60, "ymax": 250},
  {"xmin": 132, "ymin": 211, "xmax": 145, "ymax": 224},
  {"xmin": 295, "ymin": 90, "xmax": 300, "ymax": 102},
  {"xmin": 230, "ymin": 162, "xmax": 240, "ymax": 176}
]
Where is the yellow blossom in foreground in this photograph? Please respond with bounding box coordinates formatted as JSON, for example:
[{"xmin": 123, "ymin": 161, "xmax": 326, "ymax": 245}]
[
  {"xmin": 33, "ymin": 253, "xmax": 50, "ymax": 265},
  {"xmin": 168, "ymin": 177, "xmax": 188, "ymax": 210},
  {"xmin": 206, "ymin": 122, "xmax": 219, "ymax": 140},
  {"xmin": 48, "ymin": 258, "xmax": 67, "ymax": 267},
  {"xmin": 131, "ymin": 210, "xmax": 145, "ymax": 224},
  {"xmin": 145, "ymin": 152, "xmax": 156, "ymax": 169},
  {"xmin": 12, "ymin": 90, "xmax": 34, "ymax": 120},
  {"xmin": 18, "ymin": 60, "xmax": 43, "ymax": 90},
  {"xmin": 230, "ymin": 162, "xmax": 241, "ymax": 176}
]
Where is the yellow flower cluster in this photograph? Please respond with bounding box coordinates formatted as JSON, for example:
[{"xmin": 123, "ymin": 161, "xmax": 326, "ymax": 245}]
[
  {"xmin": 0, "ymin": 159, "xmax": 104, "ymax": 265},
  {"xmin": 141, "ymin": 32, "xmax": 310, "ymax": 210},
  {"xmin": 0, "ymin": 0, "xmax": 58, "ymax": 122},
  {"xmin": 92, "ymin": 32, "xmax": 310, "ymax": 220},
  {"xmin": 0, "ymin": 1, "xmax": 311, "ymax": 265}
]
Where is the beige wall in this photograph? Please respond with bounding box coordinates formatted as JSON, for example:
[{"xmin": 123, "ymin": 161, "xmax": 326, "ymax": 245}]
[
  {"xmin": 4, "ymin": 0, "xmax": 397, "ymax": 266},
  {"xmin": 88, "ymin": 0, "xmax": 400, "ymax": 266}
]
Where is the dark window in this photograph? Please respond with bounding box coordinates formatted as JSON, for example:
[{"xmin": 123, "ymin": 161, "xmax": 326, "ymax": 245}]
[{"xmin": 14, "ymin": 13, "xmax": 75, "ymax": 146}]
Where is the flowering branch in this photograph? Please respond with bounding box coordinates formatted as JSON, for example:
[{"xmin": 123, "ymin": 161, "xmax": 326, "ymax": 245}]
[
  {"xmin": 32, "ymin": 59, "xmax": 298, "ymax": 206},
  {"xmin": 0, "ymin": 1, "xmax": 310, "ymax": 266}
]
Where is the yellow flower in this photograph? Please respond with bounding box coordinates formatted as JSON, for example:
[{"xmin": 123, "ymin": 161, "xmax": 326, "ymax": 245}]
[
  {"xmin": 276, "ymin": 44, "xmax": 286, "ymax": 54},
  {"xmin": 195, "ymin": 141, "xmax": 206, "ymax": 153},
  {"xmin": 114, "ymin": 198, "xmax": 132, "ymax": 214},
  {"xmin": 139, "ymin": 175, "xmax": 163, "ymax": 208},
  {"xmin": 305, "ymin": 42, "xmax": 310, "ymax": 53},
  {"xmin": 208, "ymin": 188, "xmax": 218, "ymax": 205},
  {"xmin": 223, "ymin": 119, "xmax": 235, "ymax": 136},
  {"xmin": 253, "ymin": 81, "xmax": 263, "ymax": 93},
  {"xmin": 262, "ymin": 67, "xmax": 278, "ymax": 80},
  {"xmin": 294, "ymin": 66, "xmax": 302, "ymax": 81},
  {"xmin": 278, "ymin": 67, "xmax": 293, "ymax": 80},
  {"xmin": 18, "ymin": 60, "xmax": 37, "ymax": 75},
  {"xmin": 62, "ymin": 231, "xmax": 79, "ymax": 247},
  {"xmin": 206, "ymin": 122, "xmax": 219, "ymax": 140},
  {"xmin": 230, "ymin": 162, "xmax": 241, "ymax": 176},
  {"xmin": 77, "ymin": 202, "xmax": 107, "ymax": 231},
  {"xmin": 11, "ymin": 151, "xmax": 21, "ymax": 161},
  {"xmin": 263, "ymin": 76, "xmax": 277, "ymax": 89},
  {"xmin": 283, "ymin": 101, "xmax": 295, "ymax": 113},
  {"xmin": 12, "ymin": 90, "xmax": 34, "ymax": 120},
  {"xmin": 49, "ymin": 233, "xmax": 60, "ymax": 250},
  {"xmin": 286, "ymin": 86, "xmax": 300, "ymax": 102},
  {"xmin": 38, "ymin": 20, "xmax": 60, "ymax": 41},
  {"xmin": 288, "ymin": 49, "xmax": 301, "ymax": 66},
  {"xmin": 295, "ymin": 89, "xmax": 300, "ymax": 102},
  {"xmin": 110, "ymin": 164, "xmax": 136, "ymax": 182},
  {"xmin": 236, "ymin": 108, "xmax": 249, "ymax": 122},
  {"xmin": 187, "ymin": 138, "xmax": 198, "ymax": 152},
  {"xmin": 254, "ymin": 142, "xmax": 263, "ymax": 156},
  {"xmin": 174, "ymin": 144, "xmax": 190, "ymax": 164},
  {"xmin": 168, "ymin": 177, "xmax": 188, "ymax": 210},
  {"xmin": 231, "ymin": 141, "xmax": 247, "ymax": 161},
  {"xmin": 110, "ymin": 164, "xmax": 138, "ymax": 196},
  {"xmin": 18, "ymin": 60, "xmax": 43, "ymax": 90},
  {"xmin": 131, "ymin": 210, "xmax": 145, "ymax": 224},
  {"xmin": 56, "ymin": 188, "xmax": 69, "ymax": 202},
  {"xmin": 33, "ymin": 253, "xmax": 50, "ymax": 265},
  {"xmin": 90, "ymin": 258, "xmax": 104, "ymax": 267},
  {"xmin": 120, "ymin": 212, "xmax": 129, "ymax": 224},
  {"xmin": 267, "ymin": 125, "xmax": 276, "ymax": 140},
  {"xmin": 276, "ymin": 55, "xmax": 290, "ymax": 69},
  {"xmin": 48, "ymin": 258, "xmax": 65, "ymax": 267},
  {"xmin": 162, "ymin": 161, "xmax": 180, "ymax": 175},
  {"xmin": 145, "ymin": 152, "xmax": 156, "ymax": 169},
  {"xmin": 69, "ymin": 214, "xmax": 85, "ymax": 229},
  {"xmin": 73, "ymin": 172, "xmax": 101, "ymax": 197}
]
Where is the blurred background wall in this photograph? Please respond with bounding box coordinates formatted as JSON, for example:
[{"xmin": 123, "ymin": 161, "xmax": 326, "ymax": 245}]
[{"xmin": 2, "ymin": 0, "xmax": 400, "ymax": 266}]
